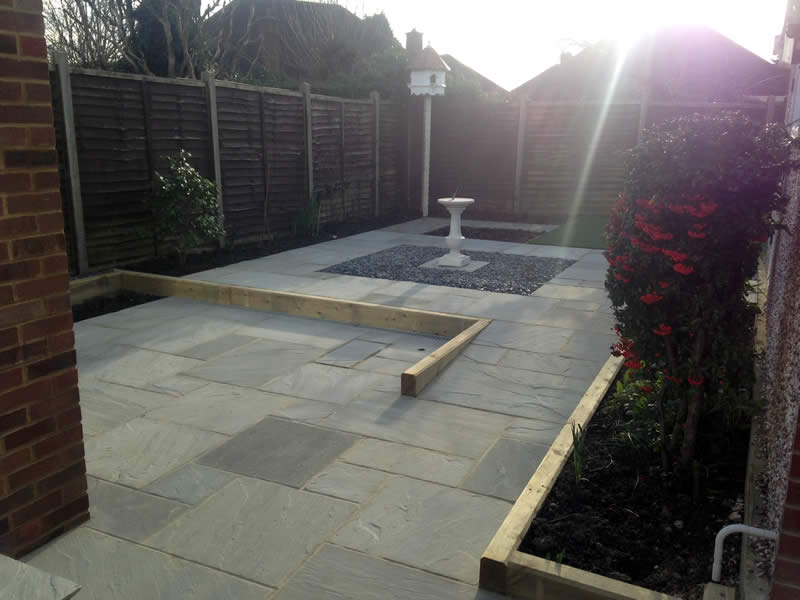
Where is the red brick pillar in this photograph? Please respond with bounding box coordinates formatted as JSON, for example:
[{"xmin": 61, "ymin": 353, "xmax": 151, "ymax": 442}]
[
  {"xmin": 0, "ymin": 0, "xmax": 88, "ymax": 557},
  {"xmin": 773, "ymin": 421, "xmax": 800, "ymax": 599}
]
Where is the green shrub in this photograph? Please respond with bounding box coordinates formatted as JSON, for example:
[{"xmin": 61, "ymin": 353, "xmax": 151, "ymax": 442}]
[
  {"xmin": 150, "ymin": 150, "xmax": 225, "ymax": 262},
  {"xmin": 605, "ymin": 112, "xmax": 795, "ymax": 473}
]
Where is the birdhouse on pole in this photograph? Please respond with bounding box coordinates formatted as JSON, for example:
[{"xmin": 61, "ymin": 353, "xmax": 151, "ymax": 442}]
[
  {"xmin": 407, "ymin": 39, "xmax": 449, "ymax": 216},
  {"xmin": 408, "ymin": 45, "xmax": 450, "ymax": 96}
]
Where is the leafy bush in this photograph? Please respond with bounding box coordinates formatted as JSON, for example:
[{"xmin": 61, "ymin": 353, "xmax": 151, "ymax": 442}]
[
  {"xmin": 150, "ymin": 150, "xmax": 225, "ymax": 262},
  {"xmin": 605, "ymin": 112, "xmax": 795, "ymax": 473}
]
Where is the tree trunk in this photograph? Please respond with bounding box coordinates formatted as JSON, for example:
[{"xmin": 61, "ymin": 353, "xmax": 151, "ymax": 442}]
[{"xmin": 680, "ymin": 391, "xmax": 703, "ymax": 467}]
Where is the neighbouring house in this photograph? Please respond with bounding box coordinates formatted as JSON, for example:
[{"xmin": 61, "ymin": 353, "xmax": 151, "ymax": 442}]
[
  {"xmin": 440, "ymin": 54, "xmax": 509, "ymax": 100},
  {"xmin": 511, "ymin": 25, "xmax": 788, "ymax": 102}
]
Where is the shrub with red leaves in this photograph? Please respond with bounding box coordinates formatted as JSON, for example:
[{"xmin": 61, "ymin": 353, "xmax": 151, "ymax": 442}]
[{"xmin": 605, "ymin": 112, "xmax": 795, "ymax": 471}]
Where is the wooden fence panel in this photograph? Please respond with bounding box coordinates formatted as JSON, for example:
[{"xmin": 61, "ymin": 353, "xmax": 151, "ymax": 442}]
[
  {"xmin": 429, "ymin": 100, "xmax": 518, "ymax": 216},
  {"xmin": 69, "ymin": 73, "xmax": 153, "ymax": 270},
  {"xmin": 50, "ymin": 71, "xmax": 77, "ymax": 275},
  {"xmin": 342, "ymin": 102, "xmax": 375, "ymax": 221},
  {"xmin": 519, "ymin": 102, "xmax": 639, "ymax": 218},
  {"xmin": 379, "ymin": 101, "xmax": 405, "ymax": 213},
  {"xmin": 311, "ymin": 98, "xmax": 344, "ymax": 223},
  {"xmin": 216, "ymin": 86, "xmax": 266, "ymax": 241},
  {"xmin": 261, "ymin": 91, "xmax": 307, "ymax": 236}
]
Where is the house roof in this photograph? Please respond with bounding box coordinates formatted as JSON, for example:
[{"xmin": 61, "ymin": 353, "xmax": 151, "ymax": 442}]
[
  {"xmin": 511, "ymin": 26, "xmax": 788, "ymax": 102},
  {"xmin": 441, "ymin": 54, "xmax": 508, "ymax": 95},
  {"xmin": 408, "ymin": 45, "xmax": 451, "ymax": 71}
]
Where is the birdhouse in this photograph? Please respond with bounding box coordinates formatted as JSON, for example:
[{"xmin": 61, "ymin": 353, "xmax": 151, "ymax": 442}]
[{"xmin": 408, "ymin": 45, "xmax": 450, "ymax": 96}]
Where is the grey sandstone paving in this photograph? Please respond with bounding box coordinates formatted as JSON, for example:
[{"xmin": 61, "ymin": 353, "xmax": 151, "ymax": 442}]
[
  {"xmin": 146, "ymin": 382, "xmax": 295, "ymax": 435},
  {"xmin": 85, "ymin": 477, "xmax": 187, "ymax": 542},
  {"xmin": 184, "ymin": 338, "xmax": 323, "ymax": 388},
  {"xmin": 178, "ymin": 333, "xmax": 258, "ymax": 360},
  {"xmin": 273, "ymin": 544, "xmax": 506, "ymax": 600},
  {"xmin": 78, "ymin": 383, "xmax": 148, "ymax": 438},
  {"xmin": 532, "ymin": 306, "xmax": 616, "ymax": 333},
  {"xmin": 26, "ymin": 528, "xmax": 269, "ymax": 600},
  {"xmin": 82, "ymin": 346, "xmax": 203, "ymax": 389},
  {"xmin": 352, "ymin": 355, "xmax": 416, "ymax": 375},
  {"xmin": 317, "ymin": 339, "xmax": 386, "ymax": 367},
  {"xmin": 305, "ymin": 462, "xmax": 388, "ymax": 503},
  {"xmin": 461, "ymin": 439, "xmax": 549, "ymax": 501},
  {"xmin": 1, "ymin": 553, "xmax": 79, "ymax": 600},
  {"xmin": 503, "ymin": 418, "xmax": 564, "ymax": 446},
  {"xmin": 532, "ymin": 283, "xmax": 609, "ymax": 303},
  {"xmin": 262, "ymin": 363, "xmax": 397, "ymax": 404},
  {"xmin": 333, "ymin": 476, "xmax": 511, "ymax": 584},
  {"xmin": 148, "ymin": 477, "xmax": 355, "ymax": 587},
  {"xmin": 144, "ymin": 463, "xmax": 235, "ymax": 505},
  {"xmin": 498, "ymin": 349, "xmax": 605, "ymax": 380},
  {"xmin": 318, "ymin": 390, "xmax": 511, "ymax": 458},
  {"xmin": 234, "ymin": 314, "xmax": 364, "ymax": 349},
  {"xmin": 115, "ymin": 314, "xmax": 245, "ymax": 355},
  {"xmin": 340, "ymin": 438, "xmax": 474, "ymax": 486},
  {"xmin": 420, "ymin": 359, "xmax": 591, "ymax": 421},
  {"xmin": 78, "ymin": 378, "xmax": 177, "ymax": 411},
  {"xmin": 475, "ymin": 321, "xmax": 574, "ymax": 353},
  {"xmin": 85, "ymin": 418, "xmax": 227, "ymax": 488},
  {"xmin": 198, "ymin": 417, "xmax": 358, "ymax": 487}
]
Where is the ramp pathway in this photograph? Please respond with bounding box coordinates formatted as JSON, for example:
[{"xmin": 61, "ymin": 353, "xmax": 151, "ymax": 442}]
[{"xmin": 26, "ymin": 219, "xmax": 614, "ymax": 599}]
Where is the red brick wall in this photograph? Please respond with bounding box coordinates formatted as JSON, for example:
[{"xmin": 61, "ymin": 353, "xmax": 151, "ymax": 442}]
[
  {"xmin": 773, "ymin": 424, "xmax": 800, "ymax": 600},
  {"xmin": 0, "ymin": 0, "xmax": 88, "ymax": 557}
]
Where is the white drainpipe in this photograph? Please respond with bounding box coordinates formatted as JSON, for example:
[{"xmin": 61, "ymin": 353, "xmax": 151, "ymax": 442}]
[{"xmin": 712, "ymin": 524, "xmax": 778, "ymax": 582}]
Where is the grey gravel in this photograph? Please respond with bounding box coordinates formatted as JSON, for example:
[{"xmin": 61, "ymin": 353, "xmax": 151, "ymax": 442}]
[{"xmin": 323, "ymin": 245, "xmax": 575, "ymax": 296}]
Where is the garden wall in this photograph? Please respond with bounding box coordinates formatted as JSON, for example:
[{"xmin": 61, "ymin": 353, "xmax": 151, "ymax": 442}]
[
  {"xmin": 427, "ymin": 97, "xmax": 778, "ymax": 221},
  {"xmin": 48, "ymin": 66, "xmax": 408, "ymax": 274},
  {"xmin": 763, "ymin": 160, "xmax": 800, "ymax": 600}
]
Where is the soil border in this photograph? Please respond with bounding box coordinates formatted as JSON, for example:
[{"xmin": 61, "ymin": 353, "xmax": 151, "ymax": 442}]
[{"xmin": 478, "ymin": 354, "xmax": 683, "ymax": 600}]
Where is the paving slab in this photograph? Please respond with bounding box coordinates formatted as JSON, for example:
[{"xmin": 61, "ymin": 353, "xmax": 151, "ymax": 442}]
[
  {"xmin": 461, "ymin": 439, "xmax": 549, "ymax": 501},
  {"xmin": 234, "ymin": 314, "xmax": 364, "ymax": 349},
  {"xmin": 463, "ymin": 293, "xmax": 557, "ymax": 323},
  {"xmin": 533, "ymin": 305, "xmax": 616, "ymax": 333},
  {"xmin": 148, "ymin": 477, "xmax": 355, "ymax": 587},
  {"xmin": 461, "ymin": 343, "xmax": 508, "ymax": 365},
  {"xmin": 26, "ymin": 528, "xmax": 270, "ymax": 600},
  {"xmin": 273, "ymin": 544, "xmax": 504, "ymax": 600},
  {"xmin": 333, "ymin": 476, "xmax": 511, "ymax": 584},
  {"xmin": 82, "ymin": 346, "xmax": 203, "ymax": 389},
  {"xmin": 559, "ymin": 330, "xmax": 616, "ymax": 362},
  {"xmin": 269, "ymin": 398, "xmax": 340, "ymax": 424},
  {"xmin": 499, "ymin": 349, "xmax": 606, "ymax": 380},
  {"xmin": 295, "ymin": 275, "xmax": 392, "ymax": 300},
  {"xmin": 86, "ymin": 477, "xmax": 187, "ymax": 542},
  {"xmin": 262, "ymin": 363, "xmax": 396, "ymax": 404},
  {"xmin": 475, "ymin": 321, "xmax": 574, "ymax": 353},
  {"xmin": 146, "ymin": 382, "xmax": 295, "ymax": 435},
  {"xmin": 179, "ymin": 333, "xmax": 259, "ymax": 360},
  {"xmin": 1, "ymin": 553, "xmax": 79, "ymax": 600},
  {"xmin": 532, "ymin": 283, "xmax": 609, "ymax": 302},
  {"xmin": 115, "ymin": 314, "xmax": 245, "ymax": 355},
  {"xmin": 78, "ymin": 382, "xmax": 148, "ymax": 438},
  {"xmin": 318, "ymin": 390, "xmax": 512, "ymax": 458},
  {"xmin": 503, "ymin": 418, "xmax": 564, "ymax": 446},
  {"xmin": 420, "ymin": 359, "xmax": 590, "ymax": 421},
  {"xmin": 184, "ymin": 338, "xmax": 323, "ymax": 388},
  {"xmin": 317, "ymin": 339, "xmax": 386, "ymax": 367},
  {"xmin": 198, "ymin": 417, "xmax": 358, "ymax": 487},
  {"xmin": 352, "ymin": 355, "xmax": 416, "ymax": 375},
  {"xmin": 144, "ymin": 374, "xmax": 209, "ymax": 396},
  {"xmin": 85, "ymin": 418, "xmax": 227, "ymax": 488},
  {"xmin": 305, "ymin": 462, "xmax": 388, "ymax": 503},
  {"xmin": 144, "ymin": 463, "xmax": 236, "ymax": 505},
  {"xmin": 340, "ymin": 438, "xmax": 474, "ymax": 486}
]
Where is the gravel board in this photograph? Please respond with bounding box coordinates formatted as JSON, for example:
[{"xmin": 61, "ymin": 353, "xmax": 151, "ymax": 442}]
[{"xmin": 322, "ymin": 245, "xmax": 575, "ymax": 295}]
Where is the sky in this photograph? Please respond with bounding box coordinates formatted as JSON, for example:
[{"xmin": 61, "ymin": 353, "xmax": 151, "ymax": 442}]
[{"xmin": 337, "ymin": 0, "xmax": 789, "ymax": 91}]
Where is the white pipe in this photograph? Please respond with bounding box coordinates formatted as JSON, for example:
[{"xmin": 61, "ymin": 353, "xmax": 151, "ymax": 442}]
[
  {"xmin": 421, "ymin": 95, "xmax": 432, "ymax": 217},
  {"xmin": 712, "ymin": 524, "xmax": 777, "ymax": 582}
]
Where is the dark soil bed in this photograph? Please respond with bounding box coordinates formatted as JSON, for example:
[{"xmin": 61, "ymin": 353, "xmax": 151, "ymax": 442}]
[
  {"xmin": 520, "ymin": 383, "xmax": 747, "ymax": 599},
  {"xmin": 73, "ymin": 290, "xmax": 161, "ymax": 322},
  {"xmin": 423, "ymin": 226, "xmax": 538, "ymax": 244},
  {"xmin": 129, "ymin": 213, "xmax": 416, "ymax": 277}
]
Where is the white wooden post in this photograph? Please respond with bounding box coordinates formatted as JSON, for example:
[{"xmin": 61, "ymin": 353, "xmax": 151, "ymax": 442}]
[
  {"xmin": 54, "ymin": 52, "xmax": 88, "ymax": 274},
  {"xmin": 371, "ymin": 91, "xmax": 380, "ymax": 216},
  {"xmin": 300, "ymin": 82, "xmax": 314, "ymax": 200},
  {"xmin": 421, "ymin": 94, "xmax": 432, "ymax": 217},
  {"xmin": 512, "ymin": 98, "xmax": 527, "ymax": 214},
  {"xmin": 202, "ymin": 71, "xmax": 224, "ymax": 246}
]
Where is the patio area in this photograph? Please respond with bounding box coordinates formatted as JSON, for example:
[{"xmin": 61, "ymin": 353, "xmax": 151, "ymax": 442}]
[{"xmin": 25, "ymin": 219, "xmax": 614, "ymax": 599}]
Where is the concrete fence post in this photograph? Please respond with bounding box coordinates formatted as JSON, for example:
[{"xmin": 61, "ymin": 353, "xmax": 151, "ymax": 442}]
[
  {"xmin": 202, "ymin": 71, "xmax": 225, "ymax": 246},
  {"xmin": 54, "ymin": 52, "xmax": 88, "ymax": 274}
]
